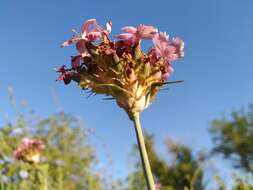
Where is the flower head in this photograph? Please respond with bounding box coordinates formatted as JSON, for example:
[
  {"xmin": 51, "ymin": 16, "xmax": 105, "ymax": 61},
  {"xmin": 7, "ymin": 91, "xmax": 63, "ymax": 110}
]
[
  {"xmin": 152, "ymin": 32, "xmax": 184, "ymax": 63},
  {"xmin": 57, "ymin": 19, "xmax": 184, "ymax": 118},
  {"xmin": 61, "ymin": 19, "xmax": 112, "ymax": 57},
  {"xmin": 116, "ymin": 24, "xmax": 158, "ymax": 45},
  {"xmin": 15, "ymin": 138, "xmax": 45, "ymax": 164}
]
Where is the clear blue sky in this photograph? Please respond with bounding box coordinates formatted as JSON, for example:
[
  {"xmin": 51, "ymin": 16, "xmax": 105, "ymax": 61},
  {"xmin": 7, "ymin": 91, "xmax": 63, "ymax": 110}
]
[{"xmin": 0, "ymin": 0, "xmax": 253, "ymax": 185}]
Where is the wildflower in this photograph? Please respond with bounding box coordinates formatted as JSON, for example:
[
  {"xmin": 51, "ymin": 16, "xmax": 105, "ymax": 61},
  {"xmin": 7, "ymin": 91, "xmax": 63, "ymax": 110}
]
[
  {"xmin": 14, "ymin": 138, "xmax": 45, "ymax": 164},
  {"xmin": 19, "ymin": 170, "xmax": 29, "ymax": 179},
  {"xmin": 61, "ymin": 19, "xmax": 112, "ymax": 57},
  {"xmin": 152, "ymin": 32, "xmax": 184, "ymax": 63},
  {"xmin": 10, "ymin": 127, "xmax": 24, "ymax": 136},
  {"xmin": 57, "ymin": 19, "xmax": 184, "ymax": 118},
  {"xmin": 57, "ymin": 18, "xmax": 184, "ymax": 190},
  {"xmin": 116, "ymin": 24, "xmax": 158, "ymax": 45}
]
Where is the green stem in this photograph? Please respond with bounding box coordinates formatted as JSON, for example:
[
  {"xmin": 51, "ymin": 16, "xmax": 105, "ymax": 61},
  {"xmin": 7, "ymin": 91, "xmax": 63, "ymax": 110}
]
[
  {"xmin": 132, "ymin": 112, "xmax": 156, "ymax": 190},
  {"xmin": 36, "ymin": 164, "xmax": 48, "ymax": 190},
  {"xmin": 58, "ymin": 166, "xmax": 63, "ymax": 190}
]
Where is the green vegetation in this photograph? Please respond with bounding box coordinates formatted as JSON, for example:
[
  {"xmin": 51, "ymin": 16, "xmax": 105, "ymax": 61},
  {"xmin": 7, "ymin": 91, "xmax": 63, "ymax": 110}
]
[
  {"xmin": 1, "ymin": 101, "xmax": 253, "ymax": 189},
  {"xmin": 127, "ymin": 133, "xmax": 204, "ymax": 190},
  {"xmin": 0, "ymin": 112, "xmax": 103, "ymax": 190}
]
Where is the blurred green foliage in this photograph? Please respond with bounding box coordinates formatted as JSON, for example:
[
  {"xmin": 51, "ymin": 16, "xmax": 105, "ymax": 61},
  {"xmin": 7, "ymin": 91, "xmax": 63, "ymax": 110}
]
[
  {"xmin": 0, "ymin": 112, "xmax": 103, "ymax": 190},
  {"xmin": 1, "ymin": 88, "xmax": 253, "ymax": 190},
  {"xmin": 127, "ymin": 132, "xmax": 204, "ymax": 190},
  {"xmin": 210, "ymin": 105, "xmax": 253, "ymax": 172}
]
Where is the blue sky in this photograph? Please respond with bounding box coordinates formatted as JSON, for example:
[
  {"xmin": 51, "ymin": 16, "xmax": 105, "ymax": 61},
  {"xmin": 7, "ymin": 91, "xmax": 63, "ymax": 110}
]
[{"xmin": 0, "ymin": 0, "xmax": 253, "ymax": 185}]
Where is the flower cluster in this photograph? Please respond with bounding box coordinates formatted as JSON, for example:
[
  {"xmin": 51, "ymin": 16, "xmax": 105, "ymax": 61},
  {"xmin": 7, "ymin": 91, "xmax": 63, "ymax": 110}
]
[
  {"xmin": 56, "ymin": 19, "xmax": 184, "ymax": 118},
  {"xmin": 15, "ymin": 138, "xmax": 45, "ymax": 164}
]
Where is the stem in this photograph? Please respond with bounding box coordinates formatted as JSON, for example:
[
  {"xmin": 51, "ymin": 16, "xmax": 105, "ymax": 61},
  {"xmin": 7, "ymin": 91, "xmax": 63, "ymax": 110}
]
[
  {"xmin": 44, "ymin": 176, "xmax": 48, "ymax": 190},
  {"xmin": 132, "ymin": 112, "xmax": 156, "ymax": 190},
  {"xmin": 36, "ymin": 164, "xmax": 48, "ymax": 190},
  {"xmin": 58, "ymin": 166, "xmax": 63, "ymax": 190}
]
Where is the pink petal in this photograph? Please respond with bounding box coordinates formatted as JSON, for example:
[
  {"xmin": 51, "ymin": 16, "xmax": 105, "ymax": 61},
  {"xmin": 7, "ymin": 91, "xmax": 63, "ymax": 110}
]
[
  {"xmin": 61, "ymin": 37, "xmax": 81, "ymax": 47},
  {"xmin": 57, "ymin": 74, "xmax": 65, "ymax": 81},
  {"xmin": 115, "ymin": 33, "xmax": 133, "ymax": 40},
  {"xmin": 106, "ymin": 21, "xmax": 112, "ymax": 34},
  {"xmin": 22, "ymin": 138, "xmax": 30, "ymax": 146},
  {"xmin": 137, "ymin": 24, "xmax": 158, "ymax": 39},
  {"xmin": 76, "ymin": 40, "xmax": 90, "ymax": 57},
  {"xmin": 87, "ymin": 31, "xmax": 102, "ymax": 41},
  {"xmin": 172, "ymin": 37, "xmax": 184, "ymax": 54},
  {"xmin": 148, "ymin": 48, "xmax": 158, "ymax": 65},
  {"xmin": 121, "ymin": 26, "xmax": 137, "ymax": 34},
  {"xmin": 81, "ymin": 18, "xmax": 97, "ymax": 35}
]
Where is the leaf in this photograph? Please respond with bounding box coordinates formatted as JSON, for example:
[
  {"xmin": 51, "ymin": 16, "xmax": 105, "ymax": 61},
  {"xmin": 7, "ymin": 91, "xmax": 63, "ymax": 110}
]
[
  {"xmin": 103, "ymin": 97, "xmax": 115, "ymax": 100},
  {"xmin": 154, "ymin": 80, "xmax": 184, "ymax": 86}
]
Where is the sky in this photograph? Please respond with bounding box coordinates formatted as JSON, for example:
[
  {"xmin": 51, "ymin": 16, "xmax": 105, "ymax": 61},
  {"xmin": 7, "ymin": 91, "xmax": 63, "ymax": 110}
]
[{"xmin": 0, "ymin": 0, "xmax": 253, "ymax": 186}]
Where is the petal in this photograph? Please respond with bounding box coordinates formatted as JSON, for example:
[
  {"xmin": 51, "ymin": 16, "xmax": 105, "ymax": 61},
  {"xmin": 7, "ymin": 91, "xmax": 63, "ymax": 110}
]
[
  {"xmin": 87, "ymin": 31, "xmax": 102, "ymax": 41},
  {"xmin": 172, "ymin": 37, "xmax": 184, "ymax": 52},
  {"xmin": 121, "ymin": 26, "xmax": 137, "ymax": 34},
  {"xmin": 137, "ymin": 24, "xmax": 158, "ymax": 39},
  {"xmin": 76, "ymin": 40, "xmax": 90, "ymax": 57},
  {"xmin": 61, "ymin": 37, "xmax": 81, "ymax": 47},
  {"xmin": 81, "ymin": 18, "xmax": 97, "ymax": 35},
  {"xmin": 55, "ymin": 65, "xmax": 65, "ymax": 73},
  {"xmin": 61, "ymin": 40, "xmax": 72, "ymax": 47},
  {"xmin": 106, "ymin": 21, "xmax": 112, "ymax": 34},
  {"xmin": 115, "ymin": 33, "xmax": 133, "ymax": 40},
  {"xmin": 22, "ymin": 138, "xmax": 30, "ymax": 146}
]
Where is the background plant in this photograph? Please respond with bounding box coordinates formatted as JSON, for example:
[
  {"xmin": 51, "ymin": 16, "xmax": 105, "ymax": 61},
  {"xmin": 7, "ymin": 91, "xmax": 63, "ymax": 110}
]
[{"xmin": 0, "ymin": 112, "xmax": 103, "ymax": 190}]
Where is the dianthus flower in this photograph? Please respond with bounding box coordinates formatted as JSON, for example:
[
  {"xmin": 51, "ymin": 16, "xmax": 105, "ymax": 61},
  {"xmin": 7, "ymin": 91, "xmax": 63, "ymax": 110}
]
[
  {"xmin": 56, "ymin": 18, "xmax": 184, "ymax": 118},
  {"xmin": 15, "ymin": 138, "xmax": 45, "ymax": 164},
  {"xmin": 56, "ymin": 18, "xmax": 184, "ymax": 190}
]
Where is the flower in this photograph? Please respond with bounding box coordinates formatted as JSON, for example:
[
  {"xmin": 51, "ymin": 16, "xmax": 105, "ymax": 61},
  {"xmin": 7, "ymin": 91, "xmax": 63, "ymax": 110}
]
[
  {"xmin": 57, "ymin": 19, "xmax": 184, "ymax": 118},
  {"xmin": 10, "ymin": 127, "xmax": 24, "ymax": 136},
  {"xmin": 15, "ymin": 138, "xmax": 45, "ymax": 163},
  {"xmin": 116, "ymin": 24, "xmax": 158, "ymax": 45},
  {"xmin": 152, "ymin": 32, "xmax": 184, "ymax": 62},
  {"xmin": 61, "ymin": 19, "xmax": 112, "ymax": 57},
  {"xmin": 19, "ymin": 170, "xmax": 29, "ymax": 179}
]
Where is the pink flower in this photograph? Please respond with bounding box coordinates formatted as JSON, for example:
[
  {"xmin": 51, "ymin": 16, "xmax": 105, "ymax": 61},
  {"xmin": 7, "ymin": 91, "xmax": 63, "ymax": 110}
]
[
  {"xmin": 61, "ymin": 19, "xmax": 112, "ymax": 57},
  {"xmin": 152, "ymin": 32, "xmax": 184, "ymax": 62},
  {"xmin": 102, "ymin": 21, "xmax": 112, "ymax": 37},
  {"xmin": 15, "ymin": 138, "xmax": 45, "ymax": 163},
  {"xmin": 116, "ymin": 24, "xmax": 158, "ymax": 45},
  {"xmin": 57, "ymin": 19, "xmax": 185, "ymax": 115}
]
